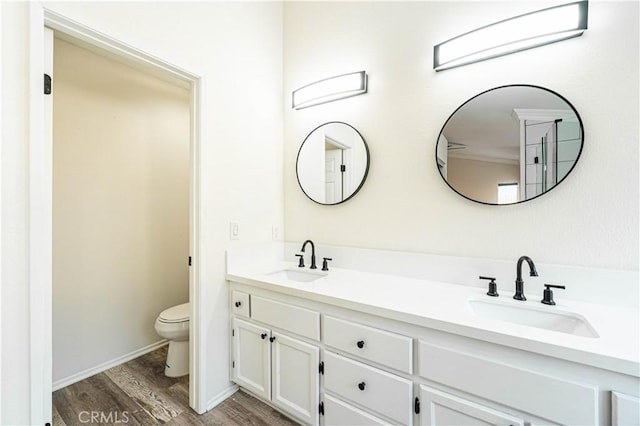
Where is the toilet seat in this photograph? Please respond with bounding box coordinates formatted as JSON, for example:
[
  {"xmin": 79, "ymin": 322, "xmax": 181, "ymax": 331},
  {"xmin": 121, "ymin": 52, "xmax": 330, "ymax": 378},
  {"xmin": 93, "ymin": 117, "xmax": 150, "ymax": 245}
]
[{"xmin": 158, "ymin": 302, "xmax": 189, "ymax": 323}]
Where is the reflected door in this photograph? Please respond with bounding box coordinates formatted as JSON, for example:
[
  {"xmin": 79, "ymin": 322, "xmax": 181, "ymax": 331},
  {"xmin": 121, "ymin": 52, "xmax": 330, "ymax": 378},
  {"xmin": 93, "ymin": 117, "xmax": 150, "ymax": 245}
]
[{"xmin": 325, "ymin": 148, "xmax": 343, "ymax": 204}]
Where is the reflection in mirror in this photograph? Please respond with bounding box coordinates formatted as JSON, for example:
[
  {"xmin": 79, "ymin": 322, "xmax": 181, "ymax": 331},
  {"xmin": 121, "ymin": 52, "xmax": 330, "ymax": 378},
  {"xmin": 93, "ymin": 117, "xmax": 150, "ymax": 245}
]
[
  {"xmin": 297, "ymin": 122, "xmax": 370, "ymax": 205},
  {"xmin": 436, "ymin": 85, "xmax": 583, "ymax": 205}
]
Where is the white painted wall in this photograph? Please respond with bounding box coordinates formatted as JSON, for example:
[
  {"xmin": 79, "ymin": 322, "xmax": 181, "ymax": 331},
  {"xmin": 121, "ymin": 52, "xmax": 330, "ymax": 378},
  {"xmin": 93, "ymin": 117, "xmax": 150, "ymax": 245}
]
[
  {"xmin": 283, "ymin": 1, "xmax": 639, "ymax": 270},
  {"xmin": 52, "ymin": 38, "xmax": 189, "ymax": 385},
  {"xmin": 2, "ymin": 2, "xmax": 32, "ymax": 419},
  {"xmin": 1, "ymin": 2, "xmax": 283, "ymax": 423}
]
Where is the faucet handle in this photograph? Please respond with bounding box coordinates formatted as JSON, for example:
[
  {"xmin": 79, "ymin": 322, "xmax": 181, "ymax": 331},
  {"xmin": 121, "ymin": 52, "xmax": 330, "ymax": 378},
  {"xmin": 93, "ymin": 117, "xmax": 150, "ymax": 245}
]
[
  {"xmin": 322, "ymin": 257, "xmax": 333, "ymax": 271},
  {"xmin": 541, "ymin": 284, "xmax": 565, "ymax": 305},
  {"xmin": 295, "ymin": 254, "xmax": 304, "ymax": 268},
  {"xmin": 479, "ymin": 276, "xmax": 499, "ymax": 297}
]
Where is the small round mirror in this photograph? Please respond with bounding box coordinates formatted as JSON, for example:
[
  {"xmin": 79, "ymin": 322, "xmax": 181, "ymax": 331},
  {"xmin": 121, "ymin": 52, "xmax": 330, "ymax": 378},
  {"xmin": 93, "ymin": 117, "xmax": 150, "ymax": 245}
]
[
  {"xmin": 436, "ymin": 85, "xmax": 584, "ymax": 205},
  {"xmin": 297, "ymin": 122, "xmax": 370, "ymax": 205}
]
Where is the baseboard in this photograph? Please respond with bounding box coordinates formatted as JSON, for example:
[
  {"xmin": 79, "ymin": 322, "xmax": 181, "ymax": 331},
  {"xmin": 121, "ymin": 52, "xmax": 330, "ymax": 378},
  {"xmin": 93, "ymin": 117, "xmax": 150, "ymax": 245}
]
[
  {"xmin": 53, "ymin": 339, "xmax": 168, "ymax": 391},
  {"xmin": 207, "ymin": 384, "xmax": 239, "ymax": 411}
]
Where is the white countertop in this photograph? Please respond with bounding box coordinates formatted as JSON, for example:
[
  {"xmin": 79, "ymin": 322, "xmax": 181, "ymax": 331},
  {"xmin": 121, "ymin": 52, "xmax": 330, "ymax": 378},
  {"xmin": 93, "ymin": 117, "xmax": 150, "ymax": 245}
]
[{"xmin": 227, "ymin": 262, "xmax": 640, "ymax": 378}]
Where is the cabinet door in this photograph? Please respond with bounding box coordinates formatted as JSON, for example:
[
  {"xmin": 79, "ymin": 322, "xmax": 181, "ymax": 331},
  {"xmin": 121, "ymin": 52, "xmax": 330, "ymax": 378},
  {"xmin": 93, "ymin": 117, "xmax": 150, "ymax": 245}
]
[
  {"xmin": 419, "ymin": 385, "xmax": 524, "ymax": 426},
  {"xmin": 232, "ymin": 318, "xmax": 271, "ymax": 400},
  {"xmin": 271, "ymin": 331, "xmax": 320, "ymax": 425}
]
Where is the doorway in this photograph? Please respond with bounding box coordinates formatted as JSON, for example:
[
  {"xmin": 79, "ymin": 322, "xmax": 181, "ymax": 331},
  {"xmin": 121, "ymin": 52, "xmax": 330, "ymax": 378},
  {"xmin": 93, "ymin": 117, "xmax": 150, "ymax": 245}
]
[
  {"xmin": 29, "ymin": 9, "xmax": 205, "ymax": 423},
  {"xmin": 51, "ymin": 34, "xmax": 190, "ymax": 390}
]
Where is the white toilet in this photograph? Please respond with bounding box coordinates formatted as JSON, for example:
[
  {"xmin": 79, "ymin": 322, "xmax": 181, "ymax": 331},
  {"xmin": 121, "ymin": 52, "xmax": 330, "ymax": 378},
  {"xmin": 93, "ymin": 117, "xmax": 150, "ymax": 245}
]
[{"xmin": 154, "ymin": 302, "xmax": 189, "ymax": 377}]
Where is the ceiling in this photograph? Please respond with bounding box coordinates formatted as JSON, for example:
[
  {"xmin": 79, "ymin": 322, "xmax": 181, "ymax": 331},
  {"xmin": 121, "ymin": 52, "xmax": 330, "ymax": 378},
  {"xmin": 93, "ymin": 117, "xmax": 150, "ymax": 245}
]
[{"xmin": 442, "ymin": 86, "xmax": 574, "ymax": 163}]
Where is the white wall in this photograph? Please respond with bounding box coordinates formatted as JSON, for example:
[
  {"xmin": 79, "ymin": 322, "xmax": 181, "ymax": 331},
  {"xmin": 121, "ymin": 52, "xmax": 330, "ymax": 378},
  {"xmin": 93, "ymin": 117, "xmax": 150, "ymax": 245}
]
[
  {"xmin": 1, "ymin": 1, "xmax": 283, "ymax": 423},
  {"xmin": 1, "ymin": 2, "xmax": 32, "ymax": 419},
  {"xmin": 52, "ymin": 38, "xmax": 190, "ymax": 385},
  {"xmin": 283, "ymin": 1, "xmax": 639, "ymax": 270}
]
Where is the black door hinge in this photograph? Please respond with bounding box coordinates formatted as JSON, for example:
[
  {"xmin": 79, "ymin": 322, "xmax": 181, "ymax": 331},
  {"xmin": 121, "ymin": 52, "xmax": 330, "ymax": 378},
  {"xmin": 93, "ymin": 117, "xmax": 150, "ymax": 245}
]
[
  {"xmin": 340, "ymin": 164, "xmax": 346, "ymax": 172},
  {"xmin": 44, "ymin": 74, "xmax": 52, "ymax": 95},
  {"xmin": 232, "ymin": 361, "xmax": 235, "ymax": 368},
  {"xmin": 414, "ymin": 397, "xmax": 420, "ymax": 414},
  {"xmin": 189, "ymin": 256, "xmax": 192, "ymax": 266},
  {"xmin": 232, "ymin": 329, "xmax": 234, "ymax": 337},
  {"xmin": 319, "ymin": 362, "xmax": 324, "ymax": 375},
  {"xmin": 319, "ymin": 402, "xmax": 324, "ymax": 416}
]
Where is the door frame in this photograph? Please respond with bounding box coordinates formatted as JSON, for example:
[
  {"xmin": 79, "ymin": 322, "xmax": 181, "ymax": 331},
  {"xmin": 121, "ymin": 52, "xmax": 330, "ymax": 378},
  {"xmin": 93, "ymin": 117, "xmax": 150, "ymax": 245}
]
[{"xmin": 28, "ymin": 4, "xmax": 207, "ymax": 423}]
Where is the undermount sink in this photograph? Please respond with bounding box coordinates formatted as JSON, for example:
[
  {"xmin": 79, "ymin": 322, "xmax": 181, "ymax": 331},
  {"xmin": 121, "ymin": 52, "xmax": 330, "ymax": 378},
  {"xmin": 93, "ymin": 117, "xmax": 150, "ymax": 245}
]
[
  {"xmin": 467, "ymin": 298, "xmax": 599, "ymax": 338},
  {"xmin": 266, "ymin": 268, "xmax": 326, "ymax": 283}
]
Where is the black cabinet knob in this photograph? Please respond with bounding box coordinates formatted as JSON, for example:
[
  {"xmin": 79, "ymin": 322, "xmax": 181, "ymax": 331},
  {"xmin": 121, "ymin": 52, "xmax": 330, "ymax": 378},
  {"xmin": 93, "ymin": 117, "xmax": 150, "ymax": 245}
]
[
  {"xmin": 358, "ymin": 382, "xmax": 366, "ymax": 391},
  {"xmin": 269, "ymin": 336, "xmax": 276, "ymax": 343},
  {"xmin": 260, "ymin": 333, "xmax": 267, "ymax": 340},
  {"xmin": 235, "ymin": 301, "xmax": 242, "ymax": 308},
  {"xmin": 356, "ymin": 340, "xmax": 365, "ymax": 349}
]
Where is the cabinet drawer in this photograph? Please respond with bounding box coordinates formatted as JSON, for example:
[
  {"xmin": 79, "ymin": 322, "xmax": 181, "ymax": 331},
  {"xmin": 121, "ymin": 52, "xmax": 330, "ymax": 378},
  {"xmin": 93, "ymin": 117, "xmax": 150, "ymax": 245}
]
[
  {"xmin": 324, "ymin": 316, "xmax": 413, "ymax": 373},
  {"xmin": 324, "ymin": 351, "xmax": 412, "ymax": 425},
  {"xmin": 420, "ymin": 385, "xmax": 524, "ymax": 426},
  {"xmin": 324, "ymin": 394, "xmax": 388, "ymax": 426},
  {"xmin": 251, "ymin": 296, "xmax": 320, "ymax": 341},
  {"xmin": 418, "ymin": 341, "xmax": 598, "ymax": 426},
  {"xmin": 231, "ymin": 290, "xmax": 250, "ymax": 318}
]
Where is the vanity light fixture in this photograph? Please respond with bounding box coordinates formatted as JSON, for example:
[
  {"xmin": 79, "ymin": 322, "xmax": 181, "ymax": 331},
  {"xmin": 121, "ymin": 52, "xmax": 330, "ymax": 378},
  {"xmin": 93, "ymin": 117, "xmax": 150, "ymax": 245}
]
[
  {"xmin": 292, "ymin": 71, "xmax": 368, "ymax": 110},
  {"xmin": 433, "ymin": 1, "xmax": 588, "ymax": 71}
]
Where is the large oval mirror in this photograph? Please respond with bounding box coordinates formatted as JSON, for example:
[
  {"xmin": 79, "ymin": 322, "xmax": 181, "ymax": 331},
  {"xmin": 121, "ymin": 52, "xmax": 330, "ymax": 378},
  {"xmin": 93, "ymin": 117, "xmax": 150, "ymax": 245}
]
[
  {"xmin": 297, "ymin": 122, "xmax": 370, "ymax": 205},
  {"xmin": 436, "ymin": 85, "xmax": 584, "ymax": 205}
]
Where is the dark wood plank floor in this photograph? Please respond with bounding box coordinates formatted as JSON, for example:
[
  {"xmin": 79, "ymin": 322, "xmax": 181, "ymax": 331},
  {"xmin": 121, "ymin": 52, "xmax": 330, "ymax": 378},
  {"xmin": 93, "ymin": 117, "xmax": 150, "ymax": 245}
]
[{"xmin": 53, "ymin": 346, "xmax": 298, "ymax": 426}]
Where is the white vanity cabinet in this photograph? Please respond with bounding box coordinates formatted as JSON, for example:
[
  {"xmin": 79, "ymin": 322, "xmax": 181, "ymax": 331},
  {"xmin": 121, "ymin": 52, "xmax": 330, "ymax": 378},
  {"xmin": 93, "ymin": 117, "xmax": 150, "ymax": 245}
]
[
  {"xmin": 228, "ymin": 280, "xmax": 639, "ymax": 426},
  {"xmin": 230, "ymin": 296, "xmax": 321, "ymax": 426}
]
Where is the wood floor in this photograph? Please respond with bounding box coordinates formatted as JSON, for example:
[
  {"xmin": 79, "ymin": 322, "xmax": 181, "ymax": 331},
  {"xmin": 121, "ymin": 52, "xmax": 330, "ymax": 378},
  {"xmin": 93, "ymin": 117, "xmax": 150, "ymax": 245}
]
[{"xmin": 53, "ymin": 346, "xmax": 298, "ymax": 426}]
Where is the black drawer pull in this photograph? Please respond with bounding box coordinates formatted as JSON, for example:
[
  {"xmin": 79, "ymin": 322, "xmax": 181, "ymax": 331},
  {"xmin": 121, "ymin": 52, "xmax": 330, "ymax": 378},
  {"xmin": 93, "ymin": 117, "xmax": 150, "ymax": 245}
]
[
  {"xmin": 260, "ymin": 333, "xmax": 267, "ymax": 340},
  {"xmin": 356, "ymin": 340, "xmax": 365, "ymax": 349},
  {"xmin": 358, "ymin": 382, "xmax": 366, "ymax": 391},
  {"xmin": 235, "ymin": 301, "xmax": 242, "ymax": 308},
  {"xmin": 269, "ymin": 336, "xmax": 276, "ymax": 343}
]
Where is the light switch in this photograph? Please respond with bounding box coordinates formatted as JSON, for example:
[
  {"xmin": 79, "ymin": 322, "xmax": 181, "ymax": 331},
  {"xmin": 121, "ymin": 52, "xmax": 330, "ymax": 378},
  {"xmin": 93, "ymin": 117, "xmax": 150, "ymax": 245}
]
[{"xmin": 230, "ymin": 221, "xmax": 240, "ymax": 240}]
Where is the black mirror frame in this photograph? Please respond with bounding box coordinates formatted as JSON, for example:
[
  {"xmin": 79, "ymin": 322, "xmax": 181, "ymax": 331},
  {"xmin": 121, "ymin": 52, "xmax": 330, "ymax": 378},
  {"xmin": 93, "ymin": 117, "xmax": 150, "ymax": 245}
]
[
  {"xmin": 296, "ymin": 121, "xmax": 370, "ymax": 206},
  {"xmin": 435, "ymin": 84, "xmax": 585, "ymax": 206}
]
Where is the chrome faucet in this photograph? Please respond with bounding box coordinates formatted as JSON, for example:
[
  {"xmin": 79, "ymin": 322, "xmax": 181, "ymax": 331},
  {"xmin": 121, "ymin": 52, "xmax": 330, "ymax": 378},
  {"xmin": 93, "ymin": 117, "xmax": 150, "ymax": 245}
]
[
  {"xmin": 514, "ymin": 255, "xmax": 538, "ymax": 301},
  {"xmin": 301, "ymin": 240, "xmax": 317, "ymax": 269}
]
